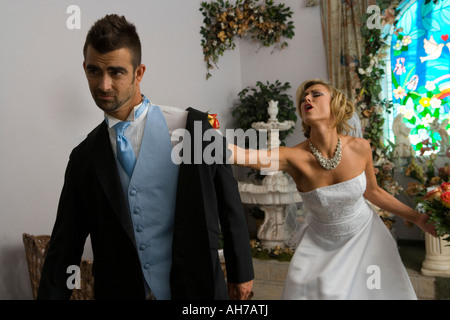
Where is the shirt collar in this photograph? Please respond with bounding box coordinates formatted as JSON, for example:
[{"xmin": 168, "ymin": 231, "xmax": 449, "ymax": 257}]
[{"xmin": 104, "ymin": 96, "xmax": 149, "ymax": 128}]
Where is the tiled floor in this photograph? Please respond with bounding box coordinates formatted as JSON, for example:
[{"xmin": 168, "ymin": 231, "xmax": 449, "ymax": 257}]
[
  {"xmin": 398, "ymin": 240, "xmax": 450, "ymax": 300},
  {"xmin": 249, "ymin": 240, "xmax": 450, "ymax": 300}
]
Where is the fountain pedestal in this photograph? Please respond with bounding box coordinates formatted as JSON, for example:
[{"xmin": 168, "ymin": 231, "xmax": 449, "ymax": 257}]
[{"xmin": 238, "ymin": 101, "xmax": 301, "ymax": 250}]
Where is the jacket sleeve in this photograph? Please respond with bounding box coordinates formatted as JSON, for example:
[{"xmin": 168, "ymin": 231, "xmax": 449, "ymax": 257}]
[
  {"xmin": 214, "ymin": 134, "xmax": 254, "ymax": 284},
  {"xmin": 37, "ymin": 150, "xmax": 89, "ymax": 299}
]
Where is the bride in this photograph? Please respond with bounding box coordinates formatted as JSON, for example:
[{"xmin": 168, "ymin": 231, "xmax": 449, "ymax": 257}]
[{"xmin": 228, "ymin": 79, "xmax": 437, "ymax": 300}]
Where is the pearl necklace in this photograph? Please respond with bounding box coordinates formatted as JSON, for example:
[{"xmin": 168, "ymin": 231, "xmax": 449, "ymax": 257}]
[{"xmin": 308, "ymin": 138, "xmax": 342, "ymax": 170}]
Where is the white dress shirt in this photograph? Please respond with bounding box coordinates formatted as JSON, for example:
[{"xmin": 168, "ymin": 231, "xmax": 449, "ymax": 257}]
[{"xmin": 105, "ymin": 100, "xmax": 188, "ymax": 159}]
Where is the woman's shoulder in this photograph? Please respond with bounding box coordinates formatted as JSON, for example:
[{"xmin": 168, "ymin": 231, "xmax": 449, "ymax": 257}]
[
  {"xmin": 342, "ymin": 135, "xmax": 372, "ymax": 155},
  {"xmin": 279, "ymin": 141, "xmax": 312, "ymax": 165}
]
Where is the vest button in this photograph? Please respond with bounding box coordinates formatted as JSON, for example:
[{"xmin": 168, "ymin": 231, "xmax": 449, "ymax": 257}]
[
  {"xmin": 134, "ymin": 208, "xmax": 141, "ymax": 214},
  {"xmin": 144, "ymin": 263, "xmax": 150, "ymax": 269},
  {"xmin": 130, "ymin": 189, "xmax": 137, "ymax": 196},
  {"xmin": 140, "ymin": 244, "xmax": 146, "ymax": 251},
  {"xmin": 136, "ymin": 226, "xmax": 143, "ymax": 232}
]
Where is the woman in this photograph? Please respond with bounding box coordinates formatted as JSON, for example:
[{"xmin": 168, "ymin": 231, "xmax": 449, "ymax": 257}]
[{"xmin": 228, "ymin": 79, "xmax": 437, "ymax": 300}]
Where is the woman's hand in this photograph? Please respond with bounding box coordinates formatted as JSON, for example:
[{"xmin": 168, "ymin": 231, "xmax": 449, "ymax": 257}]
[{"xmin": 414, "ymin": 213, "xmax": 438, "ymax": 238}]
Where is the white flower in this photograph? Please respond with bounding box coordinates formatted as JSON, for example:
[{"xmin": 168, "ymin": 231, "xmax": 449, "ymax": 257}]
[
  {"xmin": 410, "ymin": 134, "xmax": 421, "ymax": 145},
  {"xmin": 430, "ymin": 98, "xmax": 441, "ymax": 109},
  {"xmin": 404, "ymin": 109, "xmax": 415, "ymax": 120},
  {"xmin": 420, "ymin": 114, "xmax": 435, "ymax": 127},
  {"xmin": 425, "ymin": 81, "xmax": 436, "ymax": 91}
]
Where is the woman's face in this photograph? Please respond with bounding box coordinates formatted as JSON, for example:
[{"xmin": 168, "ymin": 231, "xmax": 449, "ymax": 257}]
[{"xmin": 299, "ymin": 84, "xmax": 333, "ymax": 126}]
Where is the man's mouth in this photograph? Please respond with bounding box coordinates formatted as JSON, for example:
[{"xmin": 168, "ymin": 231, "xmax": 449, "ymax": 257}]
[{"xmin": 98, "ymin": 94, "xmax": 115, "ymax": 100}]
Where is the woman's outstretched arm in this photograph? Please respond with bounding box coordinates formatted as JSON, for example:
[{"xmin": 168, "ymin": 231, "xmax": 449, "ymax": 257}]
[
  {"xmin": 227, "ymin": 143, "xmax": 290, "ymax": 173},
  {"xmin": 360, "ymin": 139, "xmax": 437, "ymax": 237}
]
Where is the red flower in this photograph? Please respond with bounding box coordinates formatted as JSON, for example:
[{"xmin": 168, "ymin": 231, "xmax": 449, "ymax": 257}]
[{"xmin": 441, "ymin": 182, "xmax": 450, "ymax": 193}]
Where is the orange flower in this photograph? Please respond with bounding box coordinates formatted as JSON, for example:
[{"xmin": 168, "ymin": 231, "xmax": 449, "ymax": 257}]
[
  {"xmin": 430, "ymin": 176, "xmax": 441, "ymax": 186},
  {"xmin": 425, "ymin": 187, "xmax": 442, "ymax": 201},
  {"xmin": 208, "ymin": 114, "xmax": 220, "ymax": 129},
  {"xmin": 441, "ymin": 191, "xmax": 450, "ymax": 208},
  {"xmin": 217, "ymin": 31, "xmax": 227, "ymax": 42},
  {"xmin": 405, "ymin": 182, "xmax": 423, "ymax": 196}
]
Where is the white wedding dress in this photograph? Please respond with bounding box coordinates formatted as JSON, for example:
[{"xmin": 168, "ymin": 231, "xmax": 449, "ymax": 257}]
[{"xmin": 282, "ymin": 171, "xmax": 417, "ymax": 300}]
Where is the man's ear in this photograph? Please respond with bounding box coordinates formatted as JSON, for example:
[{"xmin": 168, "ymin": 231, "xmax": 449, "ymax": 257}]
[{"xmin": 135, "ymin": 64, "xmax": 146, "ymax": 84}]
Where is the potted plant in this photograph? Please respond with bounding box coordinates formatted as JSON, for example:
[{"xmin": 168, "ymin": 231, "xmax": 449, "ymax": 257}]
[{"xmin": 231, "ymin": 80, "xmax": 297, "ymax": 147}]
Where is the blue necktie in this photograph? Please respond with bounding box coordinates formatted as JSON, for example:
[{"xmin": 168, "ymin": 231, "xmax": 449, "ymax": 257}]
[{"xmin": 113, "ymin": 102, "xmax": 148, "ymax": 177}]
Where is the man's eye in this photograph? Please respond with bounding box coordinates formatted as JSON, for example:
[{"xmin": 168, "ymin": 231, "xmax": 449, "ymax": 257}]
[{"xmin": 88, "ymin": 69, "xmax": 99, "ymax": 75}]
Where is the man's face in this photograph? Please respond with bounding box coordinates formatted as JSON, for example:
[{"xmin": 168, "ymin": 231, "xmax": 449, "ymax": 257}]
[{"xmin": 83, "ymin": 46, "xmax": 145, "ymax": 118}]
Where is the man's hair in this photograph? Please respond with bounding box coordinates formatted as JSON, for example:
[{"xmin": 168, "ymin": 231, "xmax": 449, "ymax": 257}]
[{"xmin": 83, "ymin": 14, "xmax": 142, "ymax": 70}]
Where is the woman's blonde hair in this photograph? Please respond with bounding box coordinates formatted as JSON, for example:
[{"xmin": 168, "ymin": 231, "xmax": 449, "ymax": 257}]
[{"xmin": 296, "ymin": 79, "xmax": 354, "ymax": 138}]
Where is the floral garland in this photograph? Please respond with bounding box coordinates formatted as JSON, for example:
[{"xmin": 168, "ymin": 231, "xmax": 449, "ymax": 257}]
[
  {"xmin": 199, "ymin": 0, "xmax": 295, "ymax": 79},
  {"xmin": 357, "ymin": 0, "xmax": 402, "ymax": 228}
]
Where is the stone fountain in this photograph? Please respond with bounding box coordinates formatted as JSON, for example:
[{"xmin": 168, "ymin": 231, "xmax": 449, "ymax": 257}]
[{"xmin": 238, "ymin": 100, "xmax": 302, "ymax": 250}]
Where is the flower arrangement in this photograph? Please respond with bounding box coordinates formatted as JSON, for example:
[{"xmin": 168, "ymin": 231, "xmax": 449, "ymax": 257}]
[
  {"xmin": 404, "ymin": 151, "xmax": 450, "ymax": 241},
  {"xmin": 199, "ymin": 0, "xmax": 295, "ymax": 79}
]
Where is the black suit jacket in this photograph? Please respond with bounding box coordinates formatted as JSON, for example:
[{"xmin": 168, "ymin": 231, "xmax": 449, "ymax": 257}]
[{"xmin": 37, "ymin": 107, "xmax": 254, "ymax": 300}]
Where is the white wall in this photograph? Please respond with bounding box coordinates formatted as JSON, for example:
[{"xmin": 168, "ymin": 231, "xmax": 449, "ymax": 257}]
[
  {"xmin": 239, "ymin": 0, "xmax": 327, "ymax": 147},
  {"xmin": 0, "ymin": 0, "xmax": 327, "ymax": 299}
]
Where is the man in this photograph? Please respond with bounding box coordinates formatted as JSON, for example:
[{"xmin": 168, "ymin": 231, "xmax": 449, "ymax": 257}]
[{"xmin": 37, "ymin": 14, "xmax": 253, "ymax": 300}]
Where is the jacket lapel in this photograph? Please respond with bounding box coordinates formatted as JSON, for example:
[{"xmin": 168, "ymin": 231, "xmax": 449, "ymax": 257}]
[{"xmin": 91, "ymin": 122, "xmax": 137, "ymax": 247}]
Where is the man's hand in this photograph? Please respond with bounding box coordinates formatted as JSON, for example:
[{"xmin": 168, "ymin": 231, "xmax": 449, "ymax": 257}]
[{"xmin": 227, "ymin": 280, "xmax": 253, "ymax": 300}]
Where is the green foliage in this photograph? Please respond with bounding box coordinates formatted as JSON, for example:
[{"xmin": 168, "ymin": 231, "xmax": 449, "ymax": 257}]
[{"xmin": 417, "ymin": 198, "xmax": 450, "ymax": 242}]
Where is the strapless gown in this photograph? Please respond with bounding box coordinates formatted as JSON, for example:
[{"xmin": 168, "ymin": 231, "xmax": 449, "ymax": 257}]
[{"xmin": 282, "ymin": 171, "xmax": 417, "ymax": 300}]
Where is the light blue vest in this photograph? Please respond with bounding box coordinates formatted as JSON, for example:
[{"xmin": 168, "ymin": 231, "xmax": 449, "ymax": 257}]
[{"xmin": 115, "ymin": 101, "xmax": 179, "ymax": 300}]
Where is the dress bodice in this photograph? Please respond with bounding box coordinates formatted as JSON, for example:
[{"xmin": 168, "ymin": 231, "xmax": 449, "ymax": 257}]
[{"xmin": 299, "ymin": 171, "xmax": 371, "ymax": 238}]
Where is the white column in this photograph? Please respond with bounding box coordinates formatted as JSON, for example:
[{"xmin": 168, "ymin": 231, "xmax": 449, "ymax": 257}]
[{"xmin": 421, "ymin": 233, "xmax": 450, "ymax": 277}]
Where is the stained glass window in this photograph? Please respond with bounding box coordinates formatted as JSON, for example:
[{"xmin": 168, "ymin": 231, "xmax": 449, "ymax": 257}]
[{"xmin": 384, "ymin": 0, "xmax": 450, "ymax": 156}]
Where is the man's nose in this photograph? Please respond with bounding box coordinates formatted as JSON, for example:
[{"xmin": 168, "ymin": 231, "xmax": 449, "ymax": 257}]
[{"xmin": 98, "ymin": 75, "xmax": 112, "ymax": 92}]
